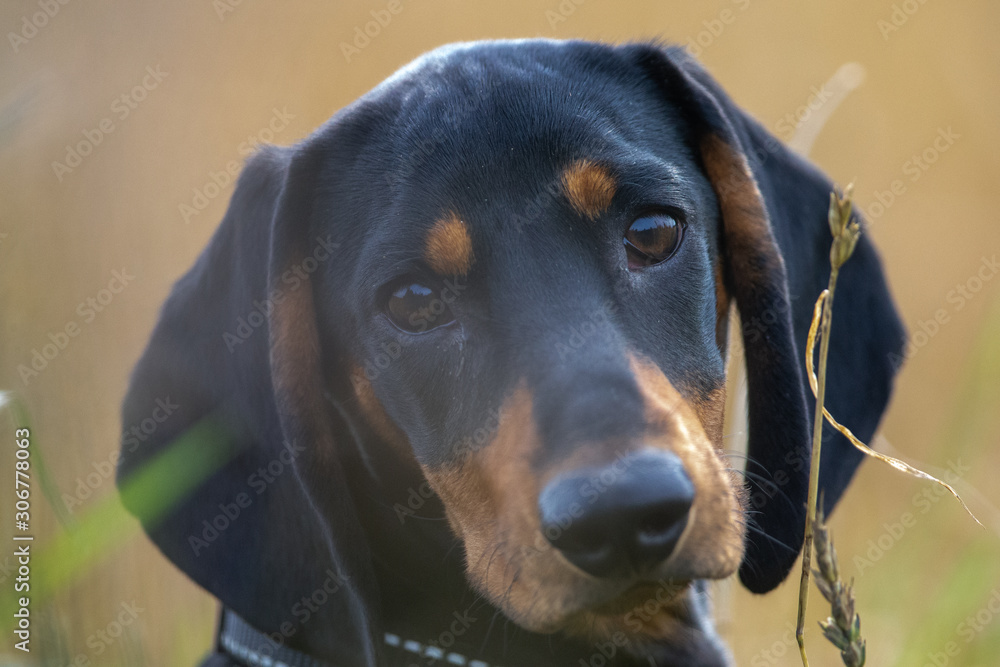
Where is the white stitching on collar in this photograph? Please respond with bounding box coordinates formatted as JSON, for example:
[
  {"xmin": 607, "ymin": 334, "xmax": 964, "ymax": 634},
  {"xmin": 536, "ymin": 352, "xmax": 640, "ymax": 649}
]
[
  {"xmin": 221, "ymin": 611, "xmax": 504, "ymax": 667},
  {"xmin": 383, "ymin": 632, "xmax": 500, "ymax": 666}
]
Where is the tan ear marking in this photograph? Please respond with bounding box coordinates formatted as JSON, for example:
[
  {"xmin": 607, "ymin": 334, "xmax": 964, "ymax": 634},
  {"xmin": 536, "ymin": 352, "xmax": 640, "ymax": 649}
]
[
  {"xmin": 561, "ymin": 159, "xmax": 617, "ymax": 220},
  {"xmin": 700, "ymin": 134, "xmax": 784, "ymax": 282},
  {"xmin": 425, "ymin": 212, "xmax": 474, "ymax": 276},
  {"xmin": 700, "ymin": 136, "xmax": 770, "ymax": 243}
]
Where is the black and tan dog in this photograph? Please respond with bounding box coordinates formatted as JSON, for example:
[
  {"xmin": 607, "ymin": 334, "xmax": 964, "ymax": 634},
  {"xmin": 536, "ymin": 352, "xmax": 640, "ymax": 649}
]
[{"xmin": 118, "ymin": 40, "xmax": 905, "ymax": 666}]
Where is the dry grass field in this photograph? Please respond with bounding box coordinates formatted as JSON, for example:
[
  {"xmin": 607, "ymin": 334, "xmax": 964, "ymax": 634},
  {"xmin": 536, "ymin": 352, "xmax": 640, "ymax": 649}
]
[{"xmin": 1, "ymin": 1, "xmax": 999, "ymax": 665}]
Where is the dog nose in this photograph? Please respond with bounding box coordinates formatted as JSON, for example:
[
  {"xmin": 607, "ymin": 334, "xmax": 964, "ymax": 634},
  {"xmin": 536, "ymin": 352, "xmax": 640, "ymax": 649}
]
[{"xmin": 538, "ymin": 449, "xmax": 694, "ymax": 578}]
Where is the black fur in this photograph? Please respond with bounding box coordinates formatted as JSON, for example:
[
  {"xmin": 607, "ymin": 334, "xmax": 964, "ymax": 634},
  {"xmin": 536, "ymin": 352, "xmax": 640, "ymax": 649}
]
[
  {"xmin": 118, "ymin": 40, "xmax": 904, "ymax": 666},
  {"xmin": 624, "ymin": 45, "xmax": 904, "ymax": 592}
]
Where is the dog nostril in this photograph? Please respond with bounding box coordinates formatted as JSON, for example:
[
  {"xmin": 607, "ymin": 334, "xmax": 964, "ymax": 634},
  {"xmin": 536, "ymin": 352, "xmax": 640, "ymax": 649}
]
[
  {"xmin": 635, "ymin": 500, "xmax": 690, "ymax": 554},
  {"xmin": 638, "ymin": 512, "xmax": 679, "ymax": 541},
  {"xmin": 538, "ymin": 449, "xmax": 694, "ymax": 578},
  {"xmin": 544, "ymin": 525, "xmax": 602, "ymax": 556}
]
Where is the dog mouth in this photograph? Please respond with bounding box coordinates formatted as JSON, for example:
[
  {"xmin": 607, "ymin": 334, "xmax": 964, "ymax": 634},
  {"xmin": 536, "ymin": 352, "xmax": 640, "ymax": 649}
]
[
  {"xmin": 585, "ymin": 578, "xmax": 693, "ymax": 616},
  {"xmin": 553, "ymin": 578, "xmax": 732, "ymax": 665},
  {"xmin": 497, "ymin": 571, "xmax": 698, "ymax": 638},
  {"xmin": 548, "ymin": 576, "xmax": 695, "ymax": 637}
]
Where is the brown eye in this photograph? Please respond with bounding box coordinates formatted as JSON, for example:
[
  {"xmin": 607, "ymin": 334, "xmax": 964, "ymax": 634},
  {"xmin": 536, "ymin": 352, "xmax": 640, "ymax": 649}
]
[
  {"xmin": 386, "ymin": 282, "xmax": 455, "ymax": 333},
  {"xmin": 624, "ymin": 214, "xmax": 683, "ymax": 269}
]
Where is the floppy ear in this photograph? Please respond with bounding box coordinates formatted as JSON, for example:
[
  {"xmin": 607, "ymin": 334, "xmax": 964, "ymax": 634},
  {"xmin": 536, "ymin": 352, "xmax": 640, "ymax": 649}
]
[
  {"xmin": 117, "ymin": 140, "xmax": 380, "ymax": 662},
  {"xmin": 624, "ymin": 44, "xmax": 906, "ymax": 593}
]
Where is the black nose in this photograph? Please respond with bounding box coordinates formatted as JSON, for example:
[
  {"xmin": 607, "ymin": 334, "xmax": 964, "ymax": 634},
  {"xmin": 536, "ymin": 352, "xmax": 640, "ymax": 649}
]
[{"xmin": 538, "ymin": 449, "xmax": 694, "ymax": 578}]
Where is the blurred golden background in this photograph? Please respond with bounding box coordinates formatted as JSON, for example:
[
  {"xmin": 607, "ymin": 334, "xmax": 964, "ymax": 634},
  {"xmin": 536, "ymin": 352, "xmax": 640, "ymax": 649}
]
[{"xmin": 2, "ymin": 1, "xmax": 999, "ymax": 665}]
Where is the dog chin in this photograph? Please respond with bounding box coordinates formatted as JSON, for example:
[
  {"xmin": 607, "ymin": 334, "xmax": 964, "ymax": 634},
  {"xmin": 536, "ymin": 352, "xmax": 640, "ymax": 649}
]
[
  {"xmin": 572, "ymin": 581, "xmax": 732, "ymax": 667},
  {"xmin": 562, "ymin": 579, "xmax": 694, "ymax": 638},
  {"xmin": 500, "ymin": 579, "xmax": 732, "ymax": 666},
  {"xmin": 503, "ymin": 577, "xmax": 696, "ymax": 636}
]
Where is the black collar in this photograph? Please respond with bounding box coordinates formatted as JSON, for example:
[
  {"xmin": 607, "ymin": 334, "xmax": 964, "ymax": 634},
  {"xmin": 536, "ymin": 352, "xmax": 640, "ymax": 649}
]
[{"xmin": 216, "ymin": 608, "xmax": 506, "ymax": 667}]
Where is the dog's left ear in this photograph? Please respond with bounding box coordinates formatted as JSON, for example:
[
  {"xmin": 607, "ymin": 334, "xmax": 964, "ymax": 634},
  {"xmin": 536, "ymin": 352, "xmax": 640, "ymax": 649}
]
[
  {"xmin": 622, "ymin": 44, "xmax": 906, "ymax": 593},
  {"xmin": 265, "ymin": 138, "xmax": 384, "ymax": 657},
  {"xmin": 118, "ymin": 134, "xmax": 381, "ymax": 662}
]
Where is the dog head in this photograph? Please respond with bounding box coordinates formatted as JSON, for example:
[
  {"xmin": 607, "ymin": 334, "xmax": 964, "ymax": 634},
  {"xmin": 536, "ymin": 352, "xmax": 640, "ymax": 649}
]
[{"xmin": 119, "ymin": 40, "xmax": 904, "ymax": 664}]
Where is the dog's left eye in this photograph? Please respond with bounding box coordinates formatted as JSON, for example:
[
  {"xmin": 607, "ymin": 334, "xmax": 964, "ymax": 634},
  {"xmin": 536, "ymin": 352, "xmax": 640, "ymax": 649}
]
[
  {"xmin": 624, "ymin": 213, "xmax": 684, "ymax": 269},
  {"xmin": 385, "ymin": 282, "xmax": 456, "ymax": 333}
]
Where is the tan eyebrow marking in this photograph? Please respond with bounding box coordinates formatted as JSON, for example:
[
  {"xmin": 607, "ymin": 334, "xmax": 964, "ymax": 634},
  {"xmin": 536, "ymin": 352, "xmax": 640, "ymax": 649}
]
[
  {"xmin": 424, "ymin": 211, "xmax": 474, "ymax": 276},
  {"xmin": 561, "ymin": 159, "xmax": 617, "ymax": 220}
]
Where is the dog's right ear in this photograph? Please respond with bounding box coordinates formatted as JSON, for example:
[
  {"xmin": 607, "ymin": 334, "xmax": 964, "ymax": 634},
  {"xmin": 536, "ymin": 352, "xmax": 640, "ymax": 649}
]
[
  {"xmin": 117, "ymin": 142, "xmax": 380, "ymax": 663},
  {"xmin": 622, "ymin": 43, "xmax": 906, "ymax": 594}
]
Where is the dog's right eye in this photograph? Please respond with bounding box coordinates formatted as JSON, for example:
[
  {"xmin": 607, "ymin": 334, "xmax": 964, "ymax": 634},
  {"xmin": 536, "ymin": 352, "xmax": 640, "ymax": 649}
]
[
  {"xmin": 624, "ymin": 213, "xmax": 684, "ymax": 269},
  {"xmin": 385, "ymin": 282, "xmax": 456, "ymax": 333}
]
